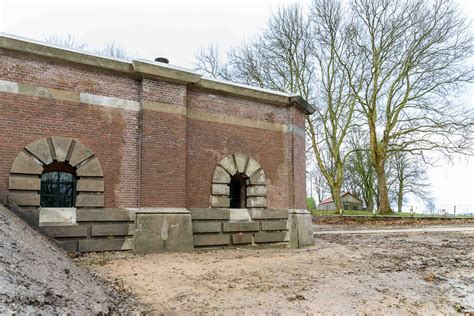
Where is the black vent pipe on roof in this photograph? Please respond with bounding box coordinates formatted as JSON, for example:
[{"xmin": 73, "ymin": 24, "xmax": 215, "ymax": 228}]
[{"xmin": 155, "ymin": 57, "xmax": 169, "ymax": 64}]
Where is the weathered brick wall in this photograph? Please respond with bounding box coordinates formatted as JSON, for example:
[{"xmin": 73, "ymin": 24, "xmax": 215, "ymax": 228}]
[
  {"xmin": 140, "ymin": 79, "xmax": 187, "ymax": 207},
  {"xmin": 0, "ymin": 50, "xmax": 140, "ymax": 208},
  {"xmin": 291, "ymin": 107, "xmax": 307, "ymax": 209},
  {"xmin": 185, "ymin": 88, "xmax": 294, "ymax": 209},
  {"xmin": 1, "ymin": 49, "xmax": 307, "ymax": 212}
]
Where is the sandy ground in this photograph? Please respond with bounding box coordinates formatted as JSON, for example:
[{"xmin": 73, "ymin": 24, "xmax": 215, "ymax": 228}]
[
  {"xmin": 0, "ymin": 205, "xmax": 142, "ymax": 314},
  {"xmin": 80, "ymin": 227, "xmax": 474, "ymax": 315}
]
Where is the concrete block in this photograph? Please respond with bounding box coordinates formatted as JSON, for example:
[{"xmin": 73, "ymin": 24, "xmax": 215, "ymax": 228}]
[
  {"xmin": 254, "ymin": 231, "xmax": 287, "ymax": 243},
  {"xmin": 212, "ymin": 183, "xmax": 229, "ymax": 195},
  {"xmin": 288, "ymin": 209, "xmax": 314, "ymax": 248},
  {"xmin": 261, "ymin": 220, "xmax": 288, "ymax": 231},
  {"xmin": 233, "ymin": 153, "xmax": 248, "ymax": 173},
  {"xmin": 25, "ymin": 138, "xmax": 53, "ymax": 165},
  {"xmin": 250, "ymin": 208, "xmax": 288, "ymax": 220},
  {"xmin": 193, "ymin": 234, "xmax": 230, "ymax": 247},
  {"xmin": 219, "ymin": 155, "xmax": 237, "ymax": 175},
  {"xmin": 10, "ymin": 151, "xmax": 43, "ymax": 174},
  {"xmin": 80, "ymin": 92, "xmax": 140, "ymax": 111},
  {"xmin": 246, "ymin": 185, "xmax": 266, "ymax": 197},
  {"xmin": 76, "ymin": 179, "xmax": 104, "ymax": 192},
  {"xmin": 247, "ymin": 196, "xmax": 267, "ymax": 208},
  {"xmin": 229, "ymin": 208, "xmax": 251, "ymax": 221},
  {"xmin": 212, "ymin": 166, "xmax": 231, "ymax": 184},
  {"xmin": 76, "ymin": 208, "xmax": 133, "ymax": 222},
  {"xmin": 223, "ymin": 221, "xmax": 259, "ymax": 232},
  {"xmin": 134, "ymin": 213, "xmax": 194, "ymax": 254},
  {"xmin": 192, "ymin": 221, "xmax": 222, "ymax": 233},
  {"xmin": 91, "ymin": 223, "xmax": 134, "ymax": 236},
  {"xmin": 78, "ymin": 238, "xmax": 132, "ymax": 252},
  {"xmin": 40, "ymin": 225, "xmax": 88, "ymax": 238},
  {"xmin": 68, "ymin": 141, "xmax": 94, "ymax": 167},
  {"xmin": 189, "ymin": 208, "xmax": 230, "ymax": 220},
  {"xmin": 51, "ymin": 137, "xmax": 72, "ymax": 162},
  {"xmin": 232, "ymin": 233, "xmax": 253, "ymax": 245},
  {"xmin": 9, "ymin": 192, "xmax": 40, "ymax": 206},
  {"xmin": 76, "ymin": 157, "xmax": 103, "ymax": 177},
  {"xmin": 75, "ymin": 194, "xmax": 104, "ymax": 207},
  {"xmin": 9, "ymin": 176, "xmax": 40, "ymax": 190},
  {"xmin": 55, "ymin": 240, "xmax": 78, "ymax": 252},
  {"xmin": 211, "ymin": 195, "xmax": 230, "ymax": 208},
  {"xmin": 121, "ymin": 238, "xmax": 134, "ymax": 250},
  {"xmin": 39, "ymin": 207, "xmax": 76, "ymax": 225},
  {"xmin": 248, "ymin": 169, "xmax": 266, "ymax": 185},
  {"xmin": 245, "ymin": 158, "xmax": 261, "ymax": 177}
]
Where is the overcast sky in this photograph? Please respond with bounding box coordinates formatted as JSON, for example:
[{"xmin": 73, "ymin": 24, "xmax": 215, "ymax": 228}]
[{"xmin": 2, "ymin": 0, "xmax": 473, "ymax": 213}]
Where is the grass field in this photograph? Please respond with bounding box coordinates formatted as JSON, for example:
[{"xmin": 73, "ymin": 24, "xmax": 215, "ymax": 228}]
[{"xmin": 309, "ymin": 209, "xmax": 474, "ymax": 218}]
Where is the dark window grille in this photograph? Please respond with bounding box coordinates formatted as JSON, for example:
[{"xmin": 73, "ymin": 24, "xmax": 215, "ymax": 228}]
[{"xmin": 40, "ymin": 171, "xmax": 76, "ymax": 207}]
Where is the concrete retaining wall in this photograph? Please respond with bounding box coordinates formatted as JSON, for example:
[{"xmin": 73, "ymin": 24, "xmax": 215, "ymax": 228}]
[
  {"xmin": 190, "ymin": 208, "xmax": 289, "ymax": 248},
  {"xmin": 39, "ymin": 208, "xmax": 135, "ymax": 252}
]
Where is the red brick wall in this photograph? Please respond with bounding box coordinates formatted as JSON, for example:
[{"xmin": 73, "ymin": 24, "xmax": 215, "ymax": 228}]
[
  {"xmin": 0, "ymin": 50, "xmax": 308, "ymax": 210},
  {"xmin": 0, "ymin": 51, "xmax": 140, "ymax": 208},
  {"xmin": 292, "ymin": 108, "xmax": 307, "ymax": 209},
  {"xmin": 140, "ymin": 79, "xmax": 187, "ymax": 207},
  {"xmin": 185, "ymin": 89, "xmax": 294, "ymax": 209}
]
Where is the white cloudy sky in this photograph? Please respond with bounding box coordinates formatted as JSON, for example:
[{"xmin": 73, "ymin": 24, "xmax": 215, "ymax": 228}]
[{"xmin": 1, "ymin": 0, "xmax": 473, "ymax": 213}]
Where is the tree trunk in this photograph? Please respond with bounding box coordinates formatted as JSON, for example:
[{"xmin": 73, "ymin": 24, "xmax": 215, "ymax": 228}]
[
  {"xmin": 374, "ymin": 164, "xmax": 392, "ymax": 214},
  {"xmin": 331, "ymin": 185, "xmax": 343, "ymax": 212},
  {"xmin": 366, "ymin": 199, "xmax": 374, "ymax": 212},
  {"xmin": 397, "ymin": 194, "xmax": 403, "ymax": 213},
  {"xmin": 397, "ymin": 179, "xmax": 403, "ymax": 212}
]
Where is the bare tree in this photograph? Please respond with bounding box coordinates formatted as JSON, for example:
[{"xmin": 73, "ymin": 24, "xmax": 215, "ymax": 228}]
[
  {"xmin": 194, "ymin": 3, "xmax": 358, "ymax": 211},
  {"xmin": 388, "ymin": 152, "xmax": 432, "ymax": 212},
  {"xmin": 194, "ymin": 44, "xmax": 231, "ymax": 80},
  {"xmin": 44, "ymin": 34, "xmax": 134, "ymax": 60},
  {"xmin": 43, "ymin": 34, "xmax": 88, "ymax": 49},
  {"xmin": 340, "ymin": 0, "xmax": 474, "ymax": 213},
  {"xmin": 344, "ymin": 132, "xmax": 377, "ymax": 211},
  {"xmin": 306, "ymin": 0, "xmax": 360, "ymax": 211},
  {"xmin": 307, "ymin": 166, "xmax": 330, "ymax": 203},
  {"xmin": 94, "ymin": 42, "xmax": 134, "ymax": 60}
]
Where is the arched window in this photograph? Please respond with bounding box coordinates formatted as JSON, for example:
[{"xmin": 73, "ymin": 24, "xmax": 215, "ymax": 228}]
[
  {"xmin": 40, "ymin": 162, "xmax": 76, "ymax": 208},
  {"xmin": 229, "ymin": 173, "xmax": 247, "ymax": 209}
]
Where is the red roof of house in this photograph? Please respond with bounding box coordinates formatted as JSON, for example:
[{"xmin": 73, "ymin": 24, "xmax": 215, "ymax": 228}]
[{"xmin": 318, "ymin": 192, "xmax": 362, "ymax": 205}]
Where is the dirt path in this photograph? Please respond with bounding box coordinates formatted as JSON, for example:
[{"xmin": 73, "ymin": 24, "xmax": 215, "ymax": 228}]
[{"xmin": 81, "ymin": 229, "xmax": 474, "ymax": 314}]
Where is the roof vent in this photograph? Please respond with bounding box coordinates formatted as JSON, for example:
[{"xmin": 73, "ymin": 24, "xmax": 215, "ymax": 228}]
[{"xmin": 155, "ymin": 57, "xmax": 169, "ymax": 64}]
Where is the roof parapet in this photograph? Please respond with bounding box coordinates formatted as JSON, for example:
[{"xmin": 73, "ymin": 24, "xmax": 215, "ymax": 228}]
[{"xmin": 0, "ymin": 33, "xmax": 315, "ymax": 114}]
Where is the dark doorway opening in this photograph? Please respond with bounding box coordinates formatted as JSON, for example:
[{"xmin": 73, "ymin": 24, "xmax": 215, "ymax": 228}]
[{"xmin": 229, "ymin": 173, "xmax": 247, "ymax": 208}]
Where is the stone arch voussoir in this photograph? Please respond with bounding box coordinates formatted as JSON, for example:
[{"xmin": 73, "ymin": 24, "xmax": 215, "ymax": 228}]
[
  {"xmin": 8, "ymin": 137, "xmax": 104, "ymax": 208},
  {"xmin": 211, "ymin": 153, "xmax": 267, "ymax": 208}
]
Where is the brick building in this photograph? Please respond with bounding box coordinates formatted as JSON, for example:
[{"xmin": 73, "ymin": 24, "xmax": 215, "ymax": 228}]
[{"xmin": 0, "ymin": 33, "xmax": 315, "ymax": 253}]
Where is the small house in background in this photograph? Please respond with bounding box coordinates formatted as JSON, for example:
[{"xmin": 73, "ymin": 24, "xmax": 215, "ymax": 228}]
[{"xmin": 317, "ymin": 192, "xmax": 363, "ymax": 211}]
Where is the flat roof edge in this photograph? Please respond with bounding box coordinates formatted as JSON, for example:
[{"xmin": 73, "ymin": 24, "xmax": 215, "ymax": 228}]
[
  {"xmin": 0, "ymin": 33, "xmax": 315, "ymax": 114},
  {"xmin": 0, "ymin": 33, "xmax": 133, "ymax": 73}
]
